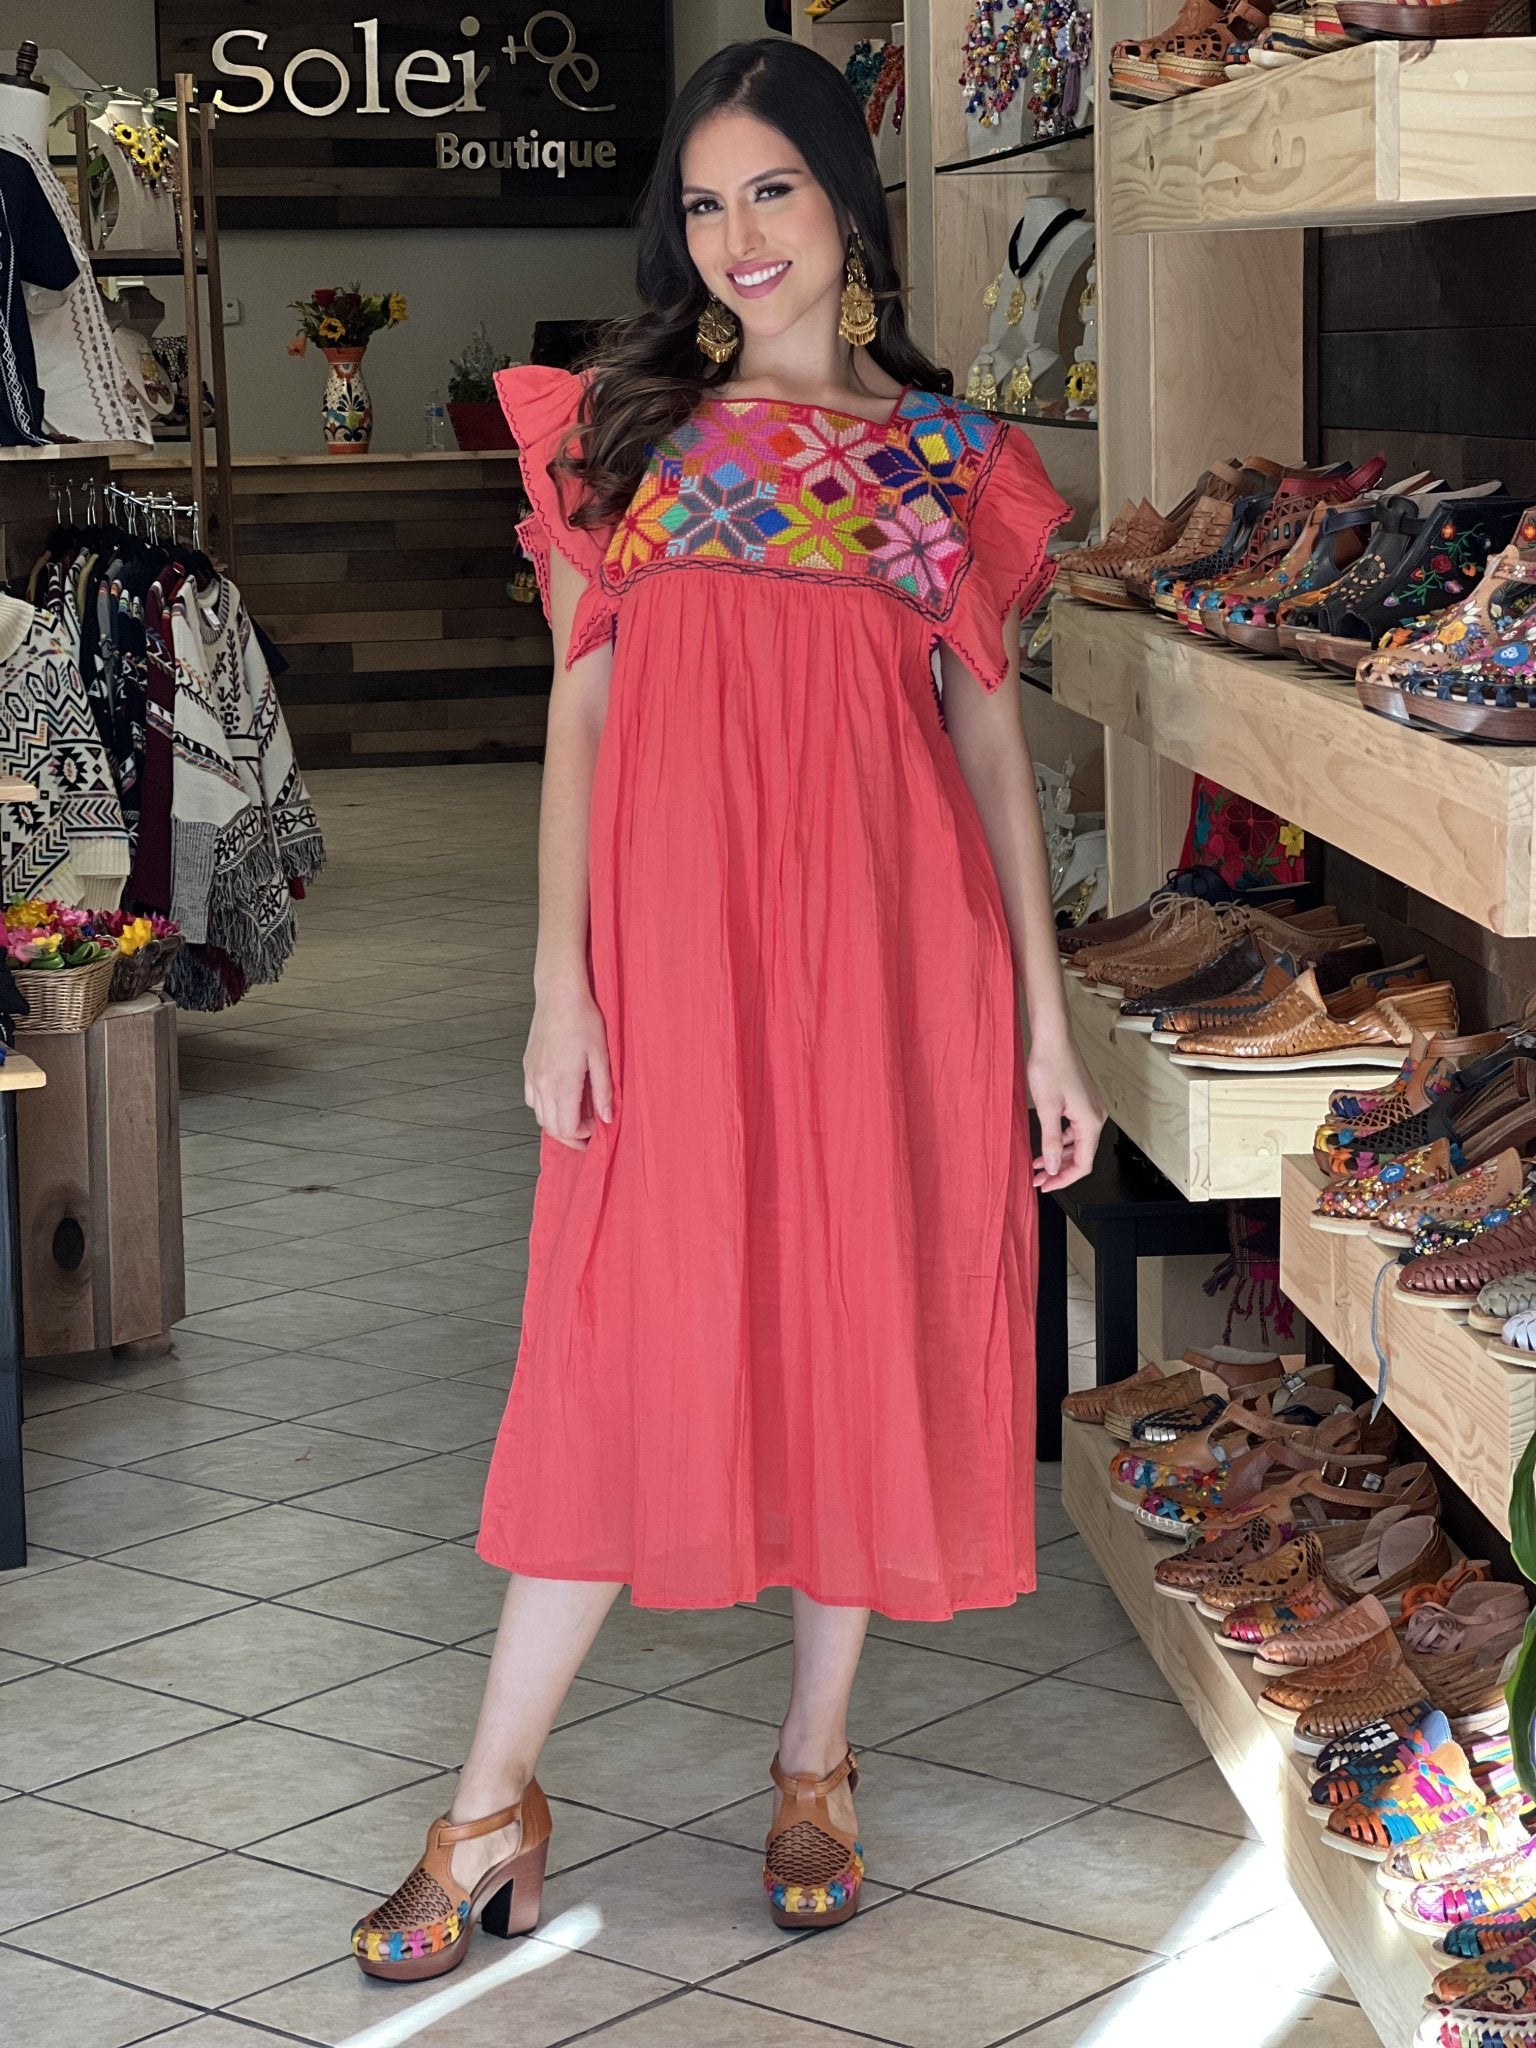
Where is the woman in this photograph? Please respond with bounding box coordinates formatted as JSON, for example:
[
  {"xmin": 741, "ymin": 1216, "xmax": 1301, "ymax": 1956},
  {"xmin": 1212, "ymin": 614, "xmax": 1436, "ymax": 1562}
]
[{"xmin": 351, "ymin": 37, "xmax": 1104, "ymax": 1981}]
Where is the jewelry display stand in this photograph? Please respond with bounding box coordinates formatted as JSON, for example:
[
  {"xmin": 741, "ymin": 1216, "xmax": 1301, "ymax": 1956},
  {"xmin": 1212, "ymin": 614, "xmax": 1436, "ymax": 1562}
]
[
  {"xmin": 968, "ymin": 199, "xmax": 1096, "ymax": 414},
  {"xmin": 90, "ymin": 97, "xmax": 179, "ymax": 255}
]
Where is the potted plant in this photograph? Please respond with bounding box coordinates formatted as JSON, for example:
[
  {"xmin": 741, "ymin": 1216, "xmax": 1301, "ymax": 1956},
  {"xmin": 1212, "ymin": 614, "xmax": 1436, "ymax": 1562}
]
[
  {"xmin": 447, "ymin": 323, "xmax": 517, "ymax": 450},
  {"xmin": 287, "ymin": 285, "xmax": 407, "ymax": 454}
]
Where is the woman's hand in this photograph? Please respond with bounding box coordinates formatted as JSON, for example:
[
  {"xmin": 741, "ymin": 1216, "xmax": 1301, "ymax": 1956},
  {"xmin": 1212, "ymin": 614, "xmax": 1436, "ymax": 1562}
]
[
  {"xmin": 523, "ymin": 975, "xmax": 613, "ymax": 1150},
  {"xmin": 1027, "ymin": 1029, "xmax": 1105, "ymax": 1193}
]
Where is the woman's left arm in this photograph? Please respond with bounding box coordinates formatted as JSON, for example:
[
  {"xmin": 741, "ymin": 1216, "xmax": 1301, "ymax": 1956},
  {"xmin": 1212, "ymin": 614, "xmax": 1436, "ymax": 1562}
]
[{"xmin": 939, "ymin": 618, "xmax": 1106, "ymax": 1192}]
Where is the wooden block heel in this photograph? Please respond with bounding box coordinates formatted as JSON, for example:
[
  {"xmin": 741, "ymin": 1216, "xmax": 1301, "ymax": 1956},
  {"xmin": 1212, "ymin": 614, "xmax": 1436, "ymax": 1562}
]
[
  {"xmin": 351, "ymin": 1780, "xmax": 553, "ymax": 1981},
  {"xmin": 479, "ymin": 1837, "xmax": 549, "ymax": 1939}
]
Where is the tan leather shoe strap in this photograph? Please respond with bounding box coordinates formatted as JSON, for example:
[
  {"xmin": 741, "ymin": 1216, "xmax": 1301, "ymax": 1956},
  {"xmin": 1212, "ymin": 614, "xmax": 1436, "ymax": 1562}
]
[
  {"xmin": 431, "ymin": 1802, "xmax": 524, "ymax": 1846},
  {"xmin": 770, "ymin": 1749, "xmax": 859, "ymax": 1801}
]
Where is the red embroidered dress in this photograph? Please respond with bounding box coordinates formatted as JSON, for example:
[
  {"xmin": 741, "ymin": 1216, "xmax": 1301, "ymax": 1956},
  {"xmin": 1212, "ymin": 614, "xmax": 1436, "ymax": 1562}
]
[{"xmin": 478, "ymin": 365, "xmax": 1069, "ymax": 1620}]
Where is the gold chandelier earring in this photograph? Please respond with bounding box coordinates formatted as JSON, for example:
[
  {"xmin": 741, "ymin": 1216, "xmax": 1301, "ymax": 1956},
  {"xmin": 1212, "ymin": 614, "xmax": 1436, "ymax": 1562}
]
[
  {"xmin": 838, "ymin": 232, "xmax": 877, "ymax": 348},
  {"xmin": 696, "ymin": 295, "xmax": 740, "ymax": 365}
]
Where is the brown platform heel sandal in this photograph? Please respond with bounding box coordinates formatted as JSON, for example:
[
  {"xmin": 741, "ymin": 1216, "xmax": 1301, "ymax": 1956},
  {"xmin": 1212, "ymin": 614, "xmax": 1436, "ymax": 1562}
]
[
  {"xmin": 764, "ymin": 1750, "xmax": 865, "ymax": 1929},
  {"xmin": 351, "ymin": 1784, "xmax": 552, "ymax": 1981}
]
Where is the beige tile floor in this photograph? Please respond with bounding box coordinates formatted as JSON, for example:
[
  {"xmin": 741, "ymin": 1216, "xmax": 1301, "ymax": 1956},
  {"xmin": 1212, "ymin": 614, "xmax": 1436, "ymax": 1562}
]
[{"xmin": 0, "ymin": 765, "xmax": 1381, "ymax": 2046}]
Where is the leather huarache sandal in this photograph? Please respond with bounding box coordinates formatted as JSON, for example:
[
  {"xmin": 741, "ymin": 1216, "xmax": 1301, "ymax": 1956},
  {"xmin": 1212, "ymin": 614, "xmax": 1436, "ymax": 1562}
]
[
  {"xmin": 1308, "ymin": 1709, "xmax": 1452, "ymax": 1814},
  {"xmin": 1254, "ymin": 1593, "xmax": 1399, "ymax": 1674},
  {"xmin": 764, "ymin": 1749, "xmax": 864, "ymax": 1928},
  {"xmin": 1420, "ymin": 1979, "xmax": 1536, "ymax": 2048},
  {"xmin": 1428, "ymin": 1945, "xmax": 1536, "ymax": 2013},
  {"xmin": 1369, "ymin": 1150, "xmax": 1531, "ymax": 1249},
  {"xmin": 1378, "ymin": 1792, "xmax": 1533, "ymax": 1891},
  {"xmin": 1396, "ymin": 1204, "xmax": 1536, "ymax": 1309},
  {"xmin": 1310, "ymin": 1702, "xmax": 1446, "ymax": 1776},
  {"xmin": 1170, "ymin": 973, "xmax": 1458, "ymax": 1074},
  {"xmin": 351, "ymin": 1786, "xmax": 552, "ymax": 1981},
  {"xmin": 1469, "ymin": 1270, "xmax": 1536, "ymax": 1334},
  {"xmin": 1322, "ymin": 1052, "xmax": 1536, "ymax": 1180},
  {"xmin": 1312, "ymin": 1139, "xmax": 1459, "ymax": 1234},
  {"xmin": 1258, "ymin": 1624, "xmax": 1411, "ymax": 1723},
  {"xmin": 1490, "ymin": 1310, "xmax": 1536, "ymax": 1368},
  {"xmin": 1437, "ymin": 1868, "xmax": 1536, "ymax": 1957},
  {"xmin": 1401, "ymin": 1583, "xmax": 1530, "ymax": 1658},
  {"xmin": 1061, "ymin": 1359, "xmax": 1167, "ymax": 1426},
  {"xmin": 1292, "ymin": 1667, "xmax": 1434, "ymax": 1754},
  {"xmin": 1322, "ymin": 1740, "xmax": 1486, "ymax": 1859},
  {"xmin": 1153, "ymin": 1507, "xmax": 1298, "ymax": 1602}
]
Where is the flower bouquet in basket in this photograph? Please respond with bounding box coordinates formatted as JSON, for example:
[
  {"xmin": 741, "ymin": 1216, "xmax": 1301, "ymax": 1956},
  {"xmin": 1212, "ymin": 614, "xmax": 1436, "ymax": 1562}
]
[
  {"xmin": 1, "ymin": 901, "xmax": 119, "ymax": 1033},
  {"xmin": 99, "ymin": 911, "xmax": 183, "ymax": 1003}
]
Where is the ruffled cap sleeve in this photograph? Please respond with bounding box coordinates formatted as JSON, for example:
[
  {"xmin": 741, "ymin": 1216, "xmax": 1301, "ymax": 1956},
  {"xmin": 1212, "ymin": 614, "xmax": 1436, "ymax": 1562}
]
[
  {"xmin": 945, "ymin": 421, "xmax": 1073, "ymax": 692},
  {"xmin": 495, "ymin": 364, "xmax": 617, "ymax": 669}
]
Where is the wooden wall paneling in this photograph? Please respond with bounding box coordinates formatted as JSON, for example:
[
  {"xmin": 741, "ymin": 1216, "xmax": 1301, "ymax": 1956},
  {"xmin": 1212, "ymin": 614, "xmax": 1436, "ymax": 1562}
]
[
  {"xmin": 930, "ymin": 166, "xmax": 1097, "ymax": 379},
  {"xmin": 926, "ymin": 0, "xmax": 978, "ymax": 172},
  {"xmin": 122, "ymin": 454, "xmax": 552, "ymax": 768},
  {"xmin": 904, "ymin": 1, "xmax": 935, "ymax": 352}
]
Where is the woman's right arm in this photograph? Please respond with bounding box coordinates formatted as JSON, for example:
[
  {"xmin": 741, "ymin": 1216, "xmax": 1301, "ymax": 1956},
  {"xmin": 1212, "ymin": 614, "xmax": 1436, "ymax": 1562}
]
[{"xmin": 523, "ymin": 547, "xmax": 614, "ymax": 1151}]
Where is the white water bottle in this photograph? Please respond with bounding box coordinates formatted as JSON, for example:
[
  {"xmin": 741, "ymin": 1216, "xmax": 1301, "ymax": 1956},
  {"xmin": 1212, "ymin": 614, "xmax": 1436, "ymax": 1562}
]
[{"xmin": 425, "ymin": 387, "xmax": 448, "ymax": 450}]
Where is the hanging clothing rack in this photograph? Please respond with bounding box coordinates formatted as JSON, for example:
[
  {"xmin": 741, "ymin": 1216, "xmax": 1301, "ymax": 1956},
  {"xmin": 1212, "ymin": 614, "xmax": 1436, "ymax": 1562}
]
[{"xmin": 44, "ymin": 476, "xmax": 202, "ymax": 550}]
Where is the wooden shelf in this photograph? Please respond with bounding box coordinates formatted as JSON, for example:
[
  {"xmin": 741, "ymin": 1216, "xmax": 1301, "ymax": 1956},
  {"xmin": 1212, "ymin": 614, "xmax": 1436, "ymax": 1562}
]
[
  {"xmin": 1062, "ymin": 1418, "xmax": 1438, "ymax": 2046},
  {"xmin": 1064, "ymin": 971, "xmax": 1385, "ymax": 1202},
  {"xmin": 934, "ymin": 126, "xmax": 1095, "ymax": 174},
  {"xmin": 1108, "ymin": 38, "xmax": 1536, "ymax": 233},
  {"xmin": 1053, "ymin": 601, "xmax": 1536, "ymax": 939},
  {"xmin": 1279, "ymin": 1155, "xmax": 1532, "ymax": 1535},
  {"xmin": 0, "ymin": 443, "xmax": 146, "ymax": 466},
  {"xmin": 0, "ymin": 1053, "xmax": 45, "ymax": 1094},
  {"xmin": 88, "ymin": 251, "xmax": 207, "ymax": 277},
  {"xmin": 0, "ymin": 778, "xmax": 37, "ymax": 801}
]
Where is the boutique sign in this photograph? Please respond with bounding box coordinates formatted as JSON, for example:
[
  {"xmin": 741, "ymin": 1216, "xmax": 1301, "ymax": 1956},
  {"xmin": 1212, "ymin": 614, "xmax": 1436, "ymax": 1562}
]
[{"xmin": 156, "ymin": 1, "xmax": 671, "ymax": 227}]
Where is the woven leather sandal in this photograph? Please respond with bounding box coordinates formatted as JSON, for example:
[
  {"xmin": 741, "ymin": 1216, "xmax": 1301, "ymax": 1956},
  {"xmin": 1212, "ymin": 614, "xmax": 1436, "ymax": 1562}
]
[
  {"xmin": 1369, "ymin": 1150, "xmax": 1529, "ymax": 1248},
  {"xmin": 1322, "ymin": 1740, "xmax": 1485, "ymax": 1859},
  {"xmin": 1060, "ymin": 1359, "xmax": 1167, "ymax": 1425},
  {"xmin": 1196, "ymin": 1523, "xmax": 1361, "ymax": 1620},
  {"xmin": 1253, "ymin": 1593, "xmax": 1397, "ymax": 1673},
  {"xmin": 1258, "ymin": 1624, "xmax": 1411, "ymax": 1720},
  {"xmin": 1397, "ymin": 1203, "xmax": 1536, "ymax": 1308},
  {"xmin": 1427, "ymin": 1944, "xmax": 1536, "ymax": 2012},
  {"xmin": 764, "ymin": 1750, "xmax": 864, "ymax": 1929},
  {"xmin": 1308, "ymin": 1710, "xmax": 1452, "ymax": 1814},
  {"xmin": 1171, "ymin": 973, "xmax": 1458, "ymax": 1074},
  {"xmin": 1378, "ymin": 1792, "xmax": 1532, "ymax": 1891},
  {"xmin": 1311, "ymin": 1139, "xmax": 1459, "ymax": 1234},
  {"xmin": 1292, "ymin": 1667, "xmax": 1435, "ymax": 1754},
  {"xmin": 1436, "ymin": 1864, "xmax": 1536, "ymax": 1955},
  {"xmin": 1468, "ymin": 1270, "xmax": 1536, "ymax": 1334},
  {"xmin": 351, "ymin": 1785, "xmax": 552, "ymax": 1981}
]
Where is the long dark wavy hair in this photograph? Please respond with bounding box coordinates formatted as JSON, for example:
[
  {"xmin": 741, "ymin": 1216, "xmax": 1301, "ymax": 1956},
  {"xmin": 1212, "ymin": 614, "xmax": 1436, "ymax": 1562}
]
[{"xmin": 550, "ymin": 37, "xmax": 950, "ymax": 532}]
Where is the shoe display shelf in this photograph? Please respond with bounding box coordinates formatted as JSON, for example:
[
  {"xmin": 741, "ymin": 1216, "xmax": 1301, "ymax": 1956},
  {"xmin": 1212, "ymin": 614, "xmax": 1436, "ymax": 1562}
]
[
  {"xmin": 1064, "ymin": 968, "xmax": 1386, "ymax": 1199},
  {"xmin": 1108, "ymin": 37, "xmax": 1536, "ymax": 235},
  {"xmin": 1061, "ymin": 1415, "xmax": 1438, "ymax": 2047},
  {"xmin": 1052, "ymin": 598, "xmax": 1536, "ymax": 939},
  {"xmin": 1279, "ymin": 1155, "xmax": 1536, "ymax": 1537}
]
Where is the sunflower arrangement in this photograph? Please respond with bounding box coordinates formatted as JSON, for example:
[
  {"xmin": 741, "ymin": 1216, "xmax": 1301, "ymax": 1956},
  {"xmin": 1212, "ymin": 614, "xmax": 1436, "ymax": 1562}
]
[
  {"xmin": 287, "ymin": 286, "xmax": 408, "ymax": 358},
  {"xmin": 109, "ymin": 116, "xmax": 173, "ymax": 191}
]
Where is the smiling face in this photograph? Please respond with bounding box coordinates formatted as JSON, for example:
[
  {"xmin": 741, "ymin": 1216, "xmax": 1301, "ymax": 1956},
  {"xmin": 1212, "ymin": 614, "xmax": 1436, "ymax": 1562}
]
[{"xmin": 679, "ymin": 110, "xmax": 847, "ymax": 345}]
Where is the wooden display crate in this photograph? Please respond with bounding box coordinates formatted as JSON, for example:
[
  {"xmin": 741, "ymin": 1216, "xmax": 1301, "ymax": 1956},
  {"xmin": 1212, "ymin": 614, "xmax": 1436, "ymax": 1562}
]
[
  {"xmin": 1062, "ymin": 1417, "xmax": 1438, "ymax": 2044},
  {"xmin": 1279, "ymin": 1155, "xmax": 1534, "ymax": 1535},
  {"xmin": 1053, "ymin": 602, "xmax": 1536, "ymax": 939},
  {"xmin": 1065, "ymin": 970, "xmax": 1384, "ymax": 1201},
  {"xmin": 1108, "ymin": 38, "xmax": 1536, "ymax": 234}
]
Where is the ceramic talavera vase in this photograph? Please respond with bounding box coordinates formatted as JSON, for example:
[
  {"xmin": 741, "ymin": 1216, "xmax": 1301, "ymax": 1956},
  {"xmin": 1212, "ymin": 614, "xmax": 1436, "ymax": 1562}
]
[{"xmin": 322, "ymin": 346, "xmax": 372, "ymax": 455}]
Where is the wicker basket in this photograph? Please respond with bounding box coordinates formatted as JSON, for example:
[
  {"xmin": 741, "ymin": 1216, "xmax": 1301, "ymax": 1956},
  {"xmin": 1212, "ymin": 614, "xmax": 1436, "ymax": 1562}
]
[
  {"xmin": 12, "ymin": 951, "xmax": 118, "ymax": 1033},
  {"xmin": 109, "ymin": 934, "xmax": 184, "ymax": 1005}
]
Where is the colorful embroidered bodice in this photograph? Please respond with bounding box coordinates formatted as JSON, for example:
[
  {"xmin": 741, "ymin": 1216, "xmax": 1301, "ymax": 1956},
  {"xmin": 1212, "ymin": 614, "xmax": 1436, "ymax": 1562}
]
[{"xmin": 603, "ymin": 389, "xmax": 1006, "ymax": 613}]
